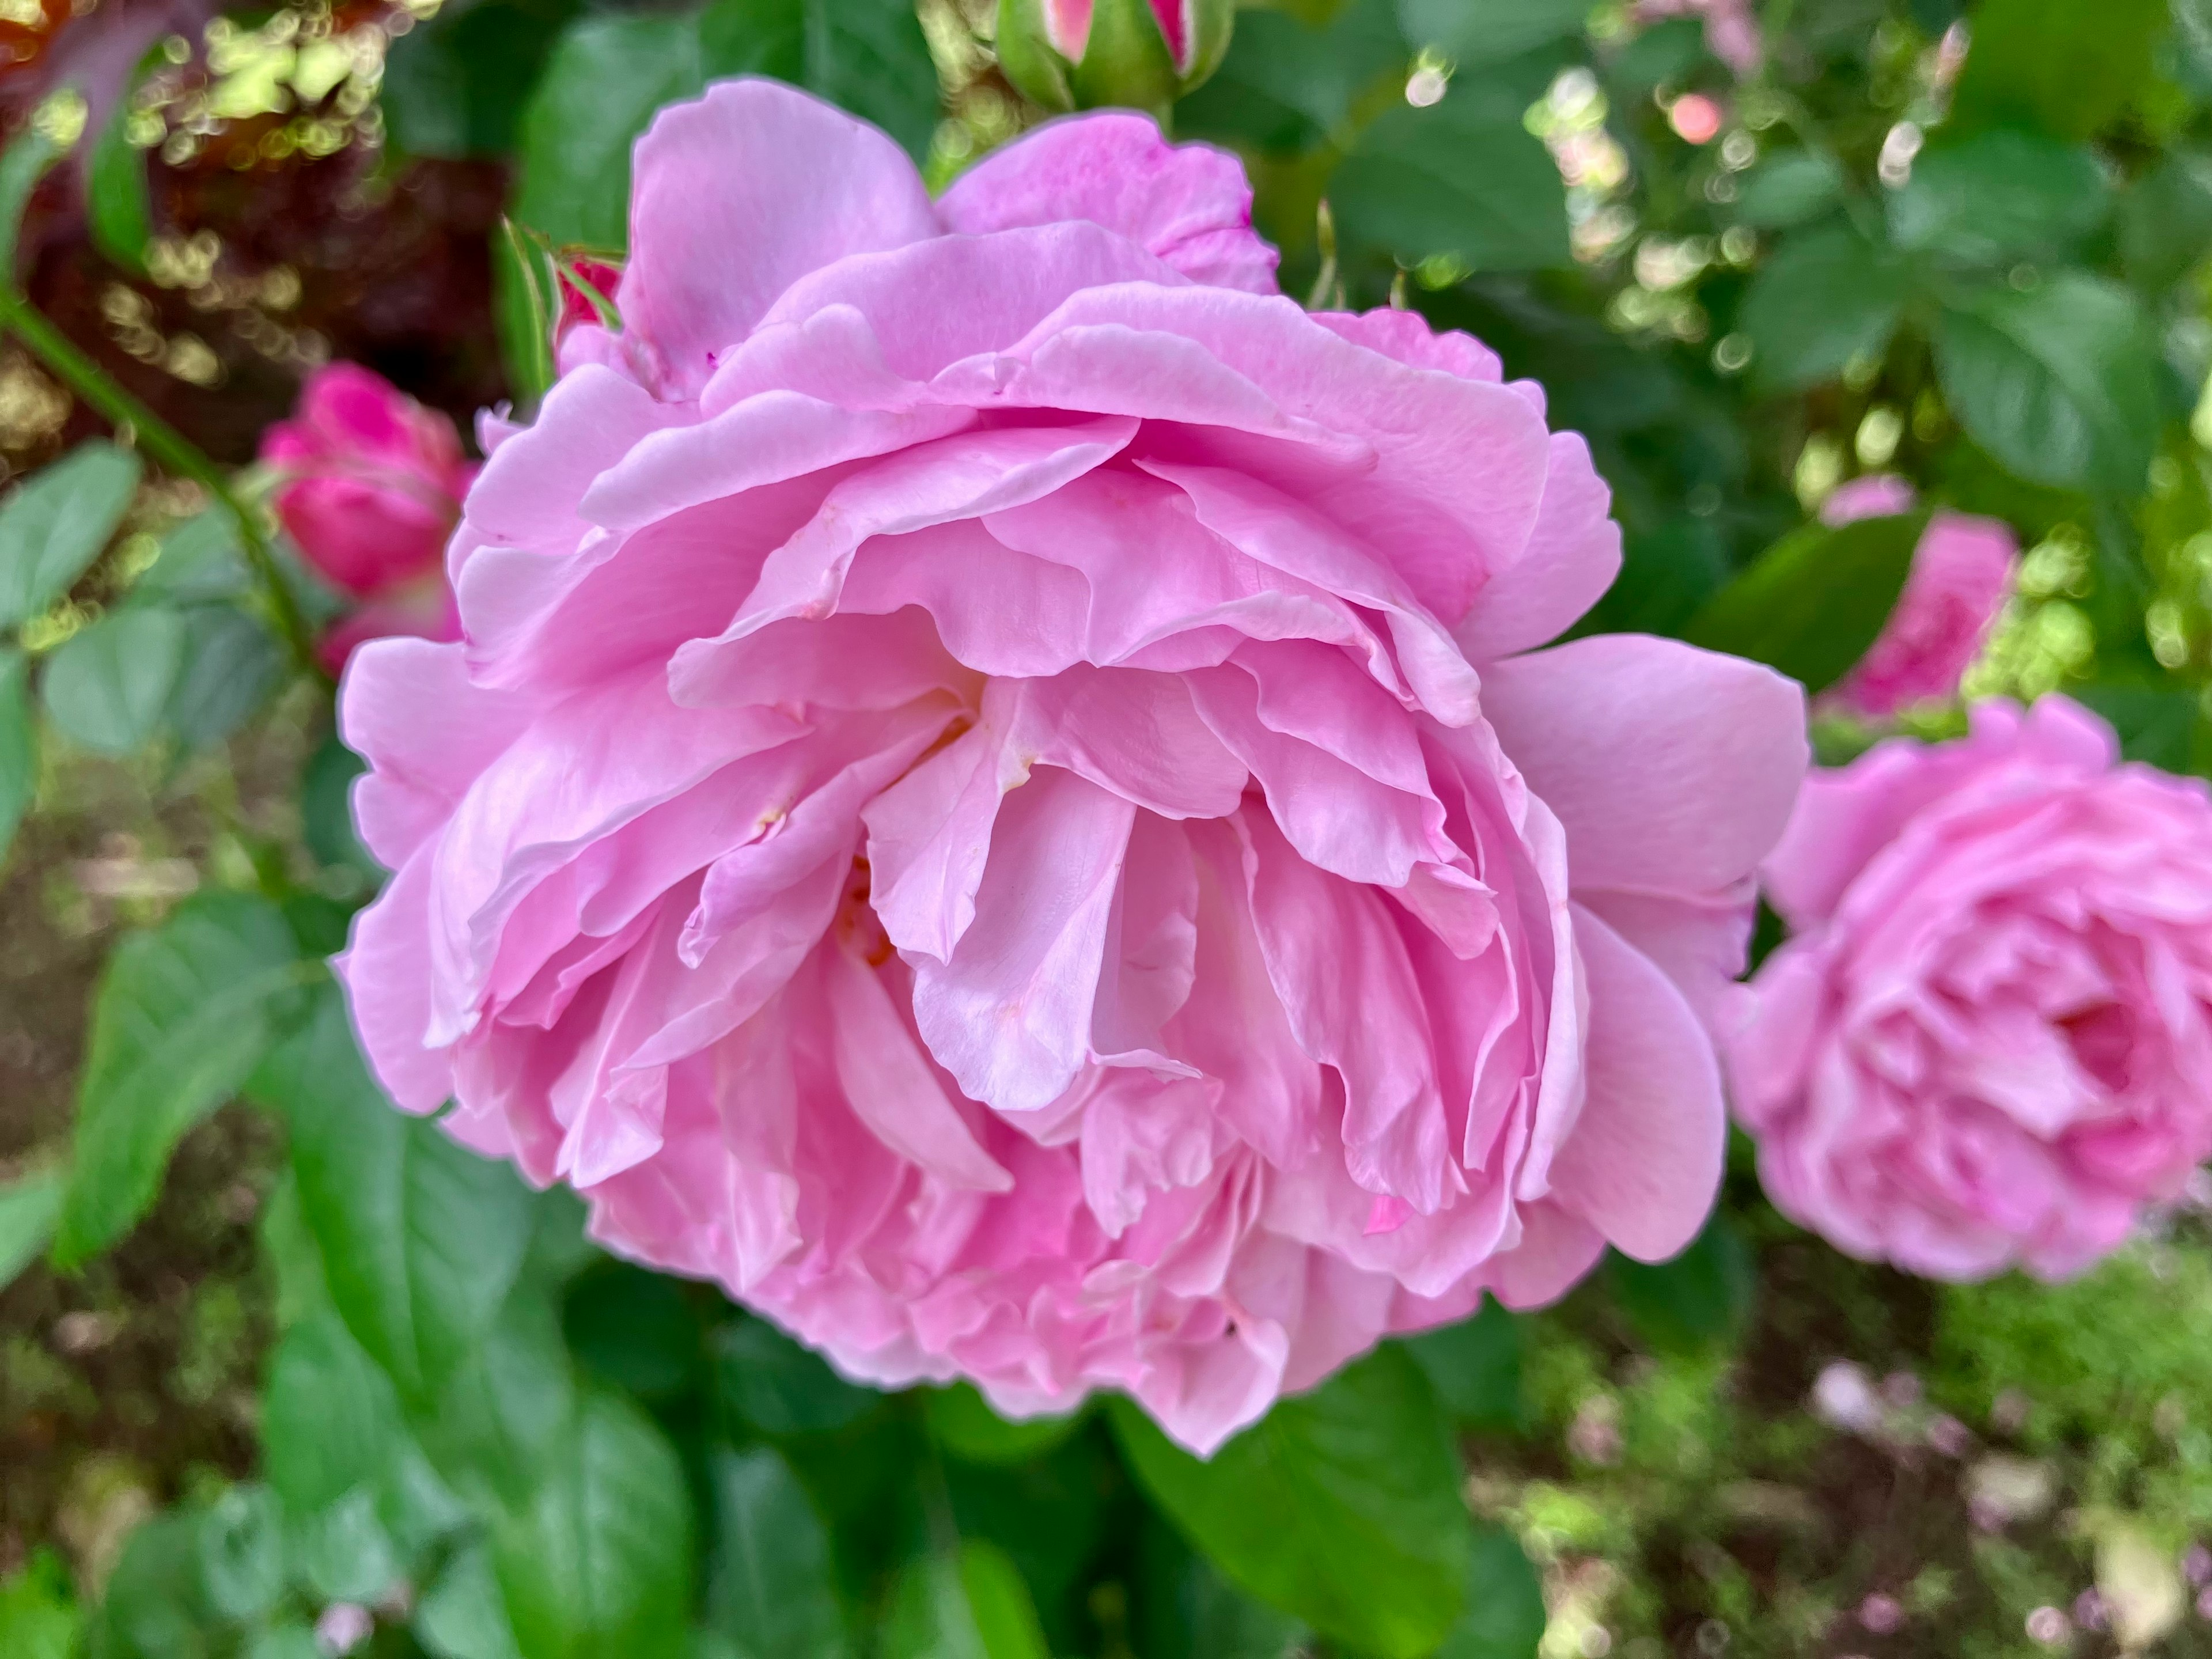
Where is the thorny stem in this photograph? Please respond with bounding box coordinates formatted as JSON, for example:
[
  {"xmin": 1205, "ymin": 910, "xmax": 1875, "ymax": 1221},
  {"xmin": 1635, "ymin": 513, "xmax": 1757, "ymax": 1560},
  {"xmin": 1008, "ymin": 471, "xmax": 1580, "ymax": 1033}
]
[{"xmin": 0, "ymin": 283, "xmax": 327, "ymax": 682}]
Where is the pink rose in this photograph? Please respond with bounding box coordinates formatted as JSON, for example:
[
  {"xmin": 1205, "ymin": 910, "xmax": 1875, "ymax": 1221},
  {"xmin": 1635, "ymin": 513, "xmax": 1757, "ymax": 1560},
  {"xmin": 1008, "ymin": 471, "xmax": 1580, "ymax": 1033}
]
[
  {"xmin": 1819, "ymin": 475, "xmax": 2017, "ymax": 719},
  {"xmin": 334, "ymin": 82, "xmax": 1805, "ymax": 1452},
  {"xmin": 260, "ymin": 362, "xmax": 474, "ymax": 672},
  {"xmin": 1728, "ymin": 696, "xmax": 2212, "ymax": 1281}
]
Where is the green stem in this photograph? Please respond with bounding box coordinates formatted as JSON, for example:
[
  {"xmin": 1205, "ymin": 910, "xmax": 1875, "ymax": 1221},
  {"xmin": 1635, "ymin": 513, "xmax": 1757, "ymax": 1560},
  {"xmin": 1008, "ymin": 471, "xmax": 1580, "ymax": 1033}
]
[{"xmin": 0, "ymin": 284, "xmax": 326, "ymax": 681}]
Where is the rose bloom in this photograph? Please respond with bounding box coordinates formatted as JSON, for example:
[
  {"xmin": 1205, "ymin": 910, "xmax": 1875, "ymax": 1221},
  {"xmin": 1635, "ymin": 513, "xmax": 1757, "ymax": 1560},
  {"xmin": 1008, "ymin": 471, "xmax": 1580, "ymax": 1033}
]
[
  {"xmin": 336, "ymin": 81, "xmax": 1805, "ymax": 1451},
  {"xmin": 1729, "ymin": 696, "xmax": 2212, "ymax": 1281},
  {"xmin": 1820, "ymin": 474, "xmax": 2017, "ymax": 720},
  {"xmin": 260, "ymin": 362, "xmax": 473, "ymax": 672}
]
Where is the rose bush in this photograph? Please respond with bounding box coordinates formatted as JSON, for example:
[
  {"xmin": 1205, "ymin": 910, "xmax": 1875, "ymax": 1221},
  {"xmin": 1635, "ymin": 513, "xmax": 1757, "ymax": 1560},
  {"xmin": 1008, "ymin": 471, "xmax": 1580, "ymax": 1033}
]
[
  {"xmin": 260, "ymin": 362, "xmax": 472, "ymax": 672},
  {"xmin": 333, "ymin": 79, "xmax": 1805, "ymax": 1451},
  {"xmin": 1729, "ymin": 696, "xmax": 2212, "ymax": 1281}
]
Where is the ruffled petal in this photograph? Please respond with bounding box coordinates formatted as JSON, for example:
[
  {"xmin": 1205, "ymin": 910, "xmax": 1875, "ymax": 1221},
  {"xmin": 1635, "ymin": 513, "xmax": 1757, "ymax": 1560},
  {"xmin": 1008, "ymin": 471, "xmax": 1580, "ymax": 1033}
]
[{"xmin": 938, "ymin": 112, "xmax": 1280, "ymax": 294}]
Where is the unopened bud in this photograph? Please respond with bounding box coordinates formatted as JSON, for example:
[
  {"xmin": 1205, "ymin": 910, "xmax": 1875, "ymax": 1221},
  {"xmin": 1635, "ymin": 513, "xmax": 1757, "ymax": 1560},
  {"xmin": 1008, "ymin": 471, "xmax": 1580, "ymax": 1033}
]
[{"xmin": 997, "ymin": 0, "xmax": 1234, "ymax": 118}]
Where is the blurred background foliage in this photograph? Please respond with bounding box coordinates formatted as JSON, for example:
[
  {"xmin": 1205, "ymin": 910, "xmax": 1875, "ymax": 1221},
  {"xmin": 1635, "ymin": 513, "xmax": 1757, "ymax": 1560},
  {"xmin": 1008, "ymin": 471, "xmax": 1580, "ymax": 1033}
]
[{"xmin": 4, "ymin": 0, "xmax": 2212, "ymax": 1656}]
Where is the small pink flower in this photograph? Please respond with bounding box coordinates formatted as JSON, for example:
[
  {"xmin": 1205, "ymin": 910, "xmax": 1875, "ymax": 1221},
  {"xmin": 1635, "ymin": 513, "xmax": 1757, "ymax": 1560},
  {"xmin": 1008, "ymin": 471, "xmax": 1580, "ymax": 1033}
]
[
  {"xmin": 1729, "ymin": 696, "xmax": 2212, "ymax": 1281},
  {"xmin": 334, "ymin": 82, "xmax": 1806, "ymax": 1455},
  {"xmin": 1819, "ymin": 475, "xmax": 2017, "ymax": 719},
  {"xmin": 260, "ymin": 363, "xmax": 474, "ymax": 671}
]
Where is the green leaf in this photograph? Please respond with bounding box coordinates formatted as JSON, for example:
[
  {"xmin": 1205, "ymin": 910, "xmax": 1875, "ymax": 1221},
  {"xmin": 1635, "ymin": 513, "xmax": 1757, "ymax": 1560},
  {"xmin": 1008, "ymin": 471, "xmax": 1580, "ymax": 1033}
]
[
  {"xmin": 418, "ymin": 1544, "xmax": 526, "ymax": 1659},
  {"xmin": 161, "ymin": 606, "xmax": 283, "ymax": 752},
  {"xmin": 195, "ymin": 1483, "xmax": 286, "ymax": 1622},
  {"xmin": 422, "ymin": 1291, "xmax": 577, "ymax": 1509},
  {"xmin": 0, "ymin": 440, "xmax": 143, "ymax": 629},
  {"xmin": 86, "ymin": 102, "xmax": 154, "ymax": 275},
  {"xmin": 1175, "ymin": 0, "xmax": 1411, "ymax": 152},
  {"xmin": 244, "ymin": 1627, "xmax": 325, "ymax": 1659},
  {"xmin": 513, "ymin": 14, "xmax": 706, "ymax": 251},
  {"xmin": 512, "ymin": 0, "xmax": 943, "ymax": 248},
  {"xmin": 0, "ymin": 1551, "xmax": 79, "ymax": 1659},
  {"xmin": 563, "ymin": 1259, "xmax": 706, "ymax": 1403},
  {"xmin": 263, "ymin": 1310, "xmax": 406, "ymax": 1514},
  {"xmin": 1682, "ymin": 510, "xmax": 1929, "ymax": 695},
  {"xmin": 54, "ymin": 892, "xmax": 305, "ymax": 1266},
  {"xmin": 1395, "ymin": 0, "xmax": 1585, "ymax": 65},
  {"xmin": 301, "ymin": 729, "xmax": 378, "ymax": 880},
  {"xmin": 94, "ymin": 1514, "xmax": 222, "ymax": 1659},
  {"xmin": 2119, "ymin": 150, "xmax": 2212, "ymax": 294},
  {"xmin": 257, "ymin": 984, "xmax": 533, "ymax": 1408},
  {"xmin": 941, "ymin": 1437, "xmax": 1113, "ymax": 1636},
  {"xmin": 493, "ymin": 222, "xmax": 560, "ymax": 418},
  {"xmin": 132, "ymin": 510, "xmax": 250, "ymax": 604},
  {"xmin": 0, "ymin": 128, "xmax": 61, "ymax": 278},
  {"xmin": 289, "ymin": 1484, "xmax": 404, "ymax": 1605},
  {"xmin": 1887, "ymin": 129, "xmax": 2108, "ymax": 266},
  {"xmin": 492, "ymin": 1389, "xmax": 695, "ymax": 1659},
  {"xmin": 1402, "ymin": 1298, "xmax": 1521, "ymax": 1430},
  {"xmin": 1109, "ymin": 1345, "xmax": 1473, "ymax": 1659},
  {"xmin": 1605, "ymin": 1210, "xmax": 1755, "ymax": 1355},
  {"xmin": 1948, "ymin": 0, "xmax": 2167, "ymax": 141},
  {"xmin": 382, "ymin": 0, "xmax": 586, "ymax": 159},
  {"xmin": 1577, "ymin": 516, "xmax": 1730, "ymax": 639},
  {"xmin": 0, "ymin": 645, "xmax": 34, "ymax": 866},
  {"xmin": 1135, "ymin": 1521, "xmax": 1309, "ymax": 1659},
  {"xmin": 1433, "ymin": 1525, "xmax": 1547, "ymax": 1659},
  {"xmin": 699, "ymin": 0, "xmax": 944, "ymax": 160},
  {"xmin": 0, "ymin": 1169, "xmax": 61, "ymax": 1290},
  {"xmin": 1332, "ymin": 78, "xmax": 1569, "ymax": 275},
  {"xmin": 1736, "ymin": 224, "xmax": 1907, "ymax": 392},
  {"xmin": 925, "ymin": 1383, "xmax": 1086, "ymax": 1465},
  {"xmin": 881, "ymin": 1543, "xmax": 1051, "ymax": 1659},
  {"xmin": 40, "ymin": 607, "xmax": 185, "ymax": 755},
  {"xmin": 714, "ymin": 1316, "xmax": 884, "ymax": 1437},
  {"xmin": 1933, "ymin": 274, "xmax": 2164, "ymax": 495},
  {"xmin": 704, "ymin": 1446, "xmax": 848, "ymax": 1659},
  {"xmin": 2071, "ymin": 681, "xmax": 2212, "ymax": 775},
  {"xmin": 1732, "ymin": 149, "xmax": 1844, "ymax": 230}
]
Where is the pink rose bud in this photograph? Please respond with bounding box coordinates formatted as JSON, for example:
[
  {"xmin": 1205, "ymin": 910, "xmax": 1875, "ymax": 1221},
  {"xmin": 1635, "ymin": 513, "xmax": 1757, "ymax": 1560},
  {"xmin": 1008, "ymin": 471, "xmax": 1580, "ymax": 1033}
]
[
  {"xmin": 1818, "ymin": 475, "xmax": 2017, "ymax": 719},
  {"xmin": 332, "ymin": 82, "xmax": 1808, "ymax": 1456},
  {"xmin": 1728, "ymin": 696, "xmax": 2212, "ymax": 1282},
  {"xmin": 556, "ymin": 256, "xmax": 623, "ymax": 338},
  {"xmin": 260, "ymin": 363, "xmax": 475, "ymax": 672},
  {"xmin": 998, "ymin": 0, "xmax": 1234, "ymax": 115}
]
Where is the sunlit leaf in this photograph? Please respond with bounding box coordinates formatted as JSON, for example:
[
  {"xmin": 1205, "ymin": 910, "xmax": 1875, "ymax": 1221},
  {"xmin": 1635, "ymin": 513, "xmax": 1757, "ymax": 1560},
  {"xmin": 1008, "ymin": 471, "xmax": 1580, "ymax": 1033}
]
[{"xmin": 0, "ymin": 441, "xmax": 142, "ymax": 630}]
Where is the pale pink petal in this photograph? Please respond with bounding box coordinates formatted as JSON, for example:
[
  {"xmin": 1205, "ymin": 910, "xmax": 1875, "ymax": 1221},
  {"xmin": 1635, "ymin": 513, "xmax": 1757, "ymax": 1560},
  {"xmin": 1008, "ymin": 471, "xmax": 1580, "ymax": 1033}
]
[
  {"xmin": 618, "ymin": 79, "xmax": 940, "ymax": 396},
  {"xmin": 1482, "ymin": 634, "xmax": 1808, "ymax": 899},
  {"xmin": 1546, "ymin": 904, "xmax": 1725, "ymax": 1260},
  {"xmin": 939, "ymin": 113, "xmax": 1279, "ymax": 294}
]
